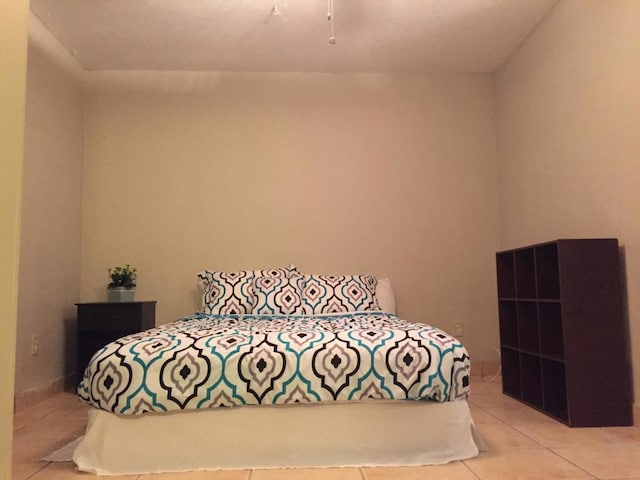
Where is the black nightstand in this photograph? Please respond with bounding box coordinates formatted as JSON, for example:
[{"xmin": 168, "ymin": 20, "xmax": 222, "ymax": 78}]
[{"xmin": 76, "ymin": 301, "xmax": 156, "ymax": 384}]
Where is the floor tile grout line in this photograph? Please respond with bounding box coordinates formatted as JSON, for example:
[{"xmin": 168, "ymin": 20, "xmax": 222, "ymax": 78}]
[
  {"xmin": 22, "ymin": 461, "xmax": 51, "ymax": 480},
  {"xmin": 461, "ymin": 459, "xmax": 483, "ymax": 480},
  {"xmin": 546, "ymin": 447, "xmax": 598, "ymax": 479},
  {"xmin": 469, "ymin": 402, "xmax": 512, "ymax": 427},
  {"xmin": 13, "ymin": 424, "xmax": 28, "ymax": 434},
  {"xmin": 506, "ymin": 419, "xmax": 546, "ymax": 448}
]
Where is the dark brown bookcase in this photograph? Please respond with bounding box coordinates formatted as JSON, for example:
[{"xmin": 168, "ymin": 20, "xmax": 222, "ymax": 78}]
[{"xmin": 496, "ymin": 239, "xmax": 632, "ymax": 426}]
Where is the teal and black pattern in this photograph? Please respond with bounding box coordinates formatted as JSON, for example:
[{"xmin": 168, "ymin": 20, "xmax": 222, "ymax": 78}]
[
  {"xmin": 77, "ymin": 312, "xmax": 470, "ymax": 415},
  {"xmin": 302, "ymin": 275, "xmax": 379, "ymax": 313},
  {"xmin": 197, "ymin": 267, "xmax": 296, "ymax": 315}
]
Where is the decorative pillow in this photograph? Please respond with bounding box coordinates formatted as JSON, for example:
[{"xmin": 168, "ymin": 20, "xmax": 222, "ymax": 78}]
[
  {"xmin": 197, "ymin": 266, "xmax": 297, "ymax": 314},
  {"xmin": 252, "ymin": 275, "xmax": 306, "ymax": 315},
  {"xmin": 302, "ymin": 274, "xmax": 379, "ymax": 314}
]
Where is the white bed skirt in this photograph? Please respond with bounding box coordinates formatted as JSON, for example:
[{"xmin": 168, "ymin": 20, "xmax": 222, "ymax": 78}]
[{"xmin": 74, "ymin": 399, "xmax": 481, "ymax": 476}]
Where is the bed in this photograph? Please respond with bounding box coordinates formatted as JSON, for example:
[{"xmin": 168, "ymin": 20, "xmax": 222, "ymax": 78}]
[{"xmin": 73, "ymin": 268, "xmax": 481, "ymax": 475}]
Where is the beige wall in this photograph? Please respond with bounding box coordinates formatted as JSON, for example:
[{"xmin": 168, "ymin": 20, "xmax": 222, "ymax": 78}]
[
  {"xmin": 81, "ymin": 73, "xmax": 501, "ymax": 362},
  {"xmin": 15, "ymin": 43, "xmax": 84, "ymax": 393},
  {"xmin": 0, "ymin": 0, "xmax": 29, "ymax": 475},
  {"xmin": 496, "ymin": 0, "xmax": 640, "ymax": 403}
]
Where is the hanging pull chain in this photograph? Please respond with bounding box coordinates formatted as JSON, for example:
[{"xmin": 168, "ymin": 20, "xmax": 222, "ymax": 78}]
[{"xmin": 328, "ymin": 0, "xmax": 336, "ymax": 44}]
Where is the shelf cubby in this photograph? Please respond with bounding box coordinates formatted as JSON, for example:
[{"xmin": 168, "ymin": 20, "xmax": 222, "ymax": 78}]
[
  {"xmin": 496, "ymin": 252, "xmax": 516, "ymax": 298},
  {"xmin": 517, "ymin": 301, "xmax": 539, "ymax": 353},
  {"xmin": 538, "ymin": 302, "xmax": 564, "ymax": 359},
  {"xmin": 514, "ymin": 248, "xmax": 536, "ymax": 298},
  {"xmin": 498, "ymin": 300, "xmax": 518, "ymax": 348},
  {"xmin": 501, "ymin": 347, "xmax": 521, "ymax": 398},
  {"xmin": 520, "ymin": 353, "xmax": 543, "ymax": 408},
  {"xmin": 535, "ymin": 243, "xmax": 560, "ymax": 299},
  {"xmin": 542, "ymin": 359, "xmax": 568, "ymax": 422}
]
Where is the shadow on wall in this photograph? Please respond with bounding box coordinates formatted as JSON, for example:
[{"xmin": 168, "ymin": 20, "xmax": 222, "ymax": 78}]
[
  {"xmin": 64, "ymin": 314, "xmax": 77, "ymax": 390},
  {"xmin": 618, "ymin": 245, "xmax": 634, "ymax": 401},
  {"xmin": 191, "ymin": 286, "xmax": 202, "ymax": 315}
]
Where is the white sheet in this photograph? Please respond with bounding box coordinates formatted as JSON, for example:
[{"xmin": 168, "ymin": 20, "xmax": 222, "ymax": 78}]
[{"xmin": 74, "ymin": 399, "xmax": 480, "ymax": 476}]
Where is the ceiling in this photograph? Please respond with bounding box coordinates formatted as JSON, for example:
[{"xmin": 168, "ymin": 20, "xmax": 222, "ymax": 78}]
[{"xmin": 30, "ymin": 0, "xmax": 559, "ymax": 74}]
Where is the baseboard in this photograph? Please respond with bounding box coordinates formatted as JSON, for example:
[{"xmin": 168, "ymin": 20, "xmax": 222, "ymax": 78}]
[
  {"xmin": 470, "ymin": 361, "xmax": 502, "ymax": 379},
  {"xmin": 14, "ymin": 372, "xmax": 76, "ymax": 413},
  {"xmin": 480, "ymin": 361, "xmax": 501, "ymax": 377}
]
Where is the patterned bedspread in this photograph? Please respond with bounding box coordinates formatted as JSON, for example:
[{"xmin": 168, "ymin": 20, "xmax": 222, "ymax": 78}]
[{"xmin": 78, "ymin": 312, "xmax": 470, "ymax": 415}]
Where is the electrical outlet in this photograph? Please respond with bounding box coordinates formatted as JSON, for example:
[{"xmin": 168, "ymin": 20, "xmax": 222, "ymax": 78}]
[
  {"xmin": 31, "ymin": 334, "xmax": 40, "ymax": 356},
  {"xmin": 454, "ymin": 323, "xmax": 464, "ymax": 337}
]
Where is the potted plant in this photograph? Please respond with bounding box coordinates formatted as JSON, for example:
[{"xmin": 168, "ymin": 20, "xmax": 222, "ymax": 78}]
[{"xmin": 107, "ymin": 264, "xmax": 137, "ymax": 302}]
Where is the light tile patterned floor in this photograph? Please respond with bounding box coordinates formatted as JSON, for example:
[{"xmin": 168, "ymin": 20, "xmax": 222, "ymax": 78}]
[{"xmin": 11, "ymin": 378, "xmax": 640, "ymax": 479}]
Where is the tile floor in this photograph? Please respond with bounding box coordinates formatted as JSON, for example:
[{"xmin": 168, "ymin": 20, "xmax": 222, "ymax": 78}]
[{"xmin": 11, "ymin": 377, "xmax": 640, "ymax": 479}]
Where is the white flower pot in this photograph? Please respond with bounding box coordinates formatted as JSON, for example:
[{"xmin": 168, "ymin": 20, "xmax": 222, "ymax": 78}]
[{"xmin": 107, "ymin": 287, "xmax": 136, "ymax": 303}]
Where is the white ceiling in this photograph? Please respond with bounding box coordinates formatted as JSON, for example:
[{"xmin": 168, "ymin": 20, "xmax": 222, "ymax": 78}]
[{"xmin": 30, "ymin": 0, "xmax": 559, "ymax": 74}]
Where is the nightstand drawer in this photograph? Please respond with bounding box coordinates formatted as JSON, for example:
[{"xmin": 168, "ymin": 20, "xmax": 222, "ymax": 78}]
[
  {"xmin": 77, "ymin": 302, "xmax": 156, "ymax": 331},
  {"xmin": 77, "ymin": 303, "xmax": 140, "ymax": 330}
]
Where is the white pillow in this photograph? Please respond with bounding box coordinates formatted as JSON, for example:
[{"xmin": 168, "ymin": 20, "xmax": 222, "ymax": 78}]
[{"xmin": 376, "ymin": 278, "xmax": 396, "ymax": 314}]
